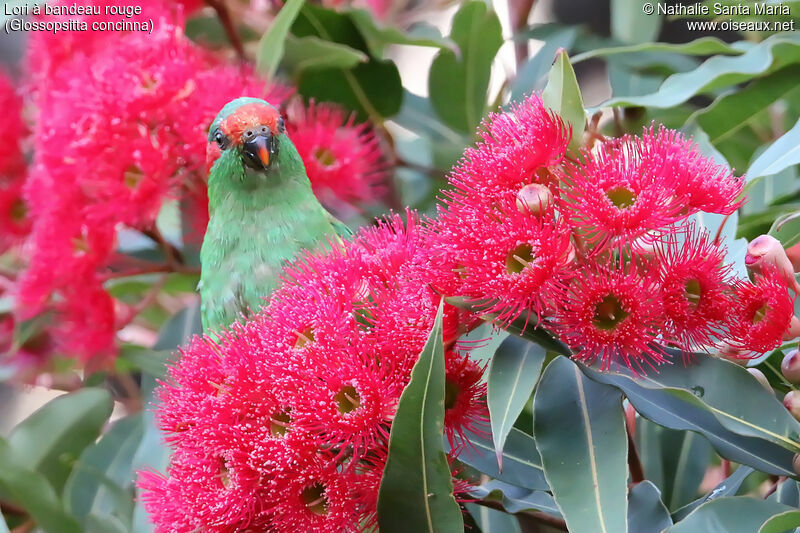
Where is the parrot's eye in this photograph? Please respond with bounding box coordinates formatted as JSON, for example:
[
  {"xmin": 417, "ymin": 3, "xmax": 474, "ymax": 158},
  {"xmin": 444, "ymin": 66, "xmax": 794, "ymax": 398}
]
[{"xmin": 214, "ymin": 131, "xmax": 229, "ymax": 149}]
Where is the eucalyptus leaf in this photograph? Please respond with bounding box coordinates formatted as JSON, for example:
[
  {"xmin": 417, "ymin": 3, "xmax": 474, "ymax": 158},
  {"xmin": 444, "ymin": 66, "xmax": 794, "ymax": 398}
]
[
  {"xmin": 665, "ymin": 497, "xmax": 798, "ymax": 533},
  {"xmin": 748, "ymin": 117, "xmax": 800, "ymax": 181},
  {"xmin": 694, "ymin": 66, "xmax": 800, "ymax": 146},
  {"xmin": 283, "ymin": 34, "xmax": 367, "ymax": 72},
  {"xmin": 511, "ymin": 25, "xmax": 578, "ymax": 99},
  {"xmin": 377, "ymin": 303, "xmax": 463, "ymax": 533},
  {"xmin": 428, "ymin": 1, "xmax": 503, "ymax": 133},
  {"xmin": 635, "ymin": 419, "xmax": 711, "ymax": 511},
  {"xmin": 64, "ymin": 414, "xmax": 145, "ymax": 529},
  {"xmin": 452, "ymin": 426, "xmax": 548, "ymax": 491},
  {"xmin": 347, "ymin": 9, "xmax": 454, "ymax": 59},
  {"xmin": 152, "ymin": 300, "xmax": 202, "ymax": 351},
  {"xmin": 0, "ymin": 439, "xmax": 81, "ymax": 533},
  {"xmin": 131, "ymin": 375, "xmax": 171, "ymax": 533},
  {"xmin": 465, "ymin": 503, "xmax": 522, "ymax": 533},
  {"xmin": 542, "ymin": 50, "xmax": 586, "ymax": 151},
  {"xmin": 581, "ymin": 356, "xmax": 798, "ymax": 476},
  {"xmin": 768, "ymin": 478, "xmax": 800, "ymax": 506},
  {"xmin": 585, "ymin": 349, "xmax": 800, "ymax": 455},
  {"xmin": 627, "ymin": 481, "xmax": 672, "ymax": 533},
  {"xmin": 596, "ymin": 33, "xmax": 800, "ymax": 111},
  {"xmin": 8, "ymin": 388, "xmax": 113, "ymax": 495},
  {"xmin": 672, "ymin": 466, "xmax": 755, "ymax": 521},
  {"xmin": 469, "ymin": 480, "xmax": 561, "ymax": 517},
  {"xmin": 255, "ymin": 0, "xmax": 305, "ymax": 78},
  {"xmin": 572, "ymin": 37, "xmax": 742, "ymax": 63},
  {"xmin": 487, "ymin": 335, "xmax": 545, "ymax": 467},
  {"xmin": 293, "ymin": 4, "xmax": 403, "ymax": 120},
  {"xmin": 533, "ymin": 356, "xmax": 628, "ymax": 533},
  {"xmin": 611, "ymin": 0, "xmax": 661, "ymax": 44}
]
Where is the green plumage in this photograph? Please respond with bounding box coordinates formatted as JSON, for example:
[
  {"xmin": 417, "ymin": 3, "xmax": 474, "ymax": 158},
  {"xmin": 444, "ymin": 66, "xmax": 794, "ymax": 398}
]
[{"xmin": 199, "ymin": 98, "xmax": 345, "ymax": 332}]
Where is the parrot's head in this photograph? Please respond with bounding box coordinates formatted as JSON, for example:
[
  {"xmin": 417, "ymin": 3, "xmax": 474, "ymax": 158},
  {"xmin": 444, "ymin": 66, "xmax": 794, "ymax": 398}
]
[{"xmin": 206, "ymin": 97, "xmax": 286, "ymax": 175}]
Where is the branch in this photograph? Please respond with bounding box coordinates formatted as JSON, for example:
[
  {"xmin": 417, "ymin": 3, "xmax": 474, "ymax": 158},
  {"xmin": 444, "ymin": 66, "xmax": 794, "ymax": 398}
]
[
  {"xmin": 141, "ymin": 228, "xmax": 185, "ymax": 266},
  {"xmin": 204, "ymin": 0, "xmax": 246, "ymax": 61},
  {"xmin": 509, "ymin": 0, "xmax": 537, "ymax": 67},
  {"xmin": 473, "ymin": 499, "xmax": 567, "ymax": 531},
  {"xmin": 627, "ymin": 422, "xmax": 645, "ymax": 484}
]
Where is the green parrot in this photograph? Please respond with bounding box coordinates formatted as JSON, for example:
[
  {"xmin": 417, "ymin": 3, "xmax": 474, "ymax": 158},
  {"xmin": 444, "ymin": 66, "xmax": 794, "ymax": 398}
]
[{"xmin": 199, "ymin": 97, "xmax": 348, "ymax": 332}]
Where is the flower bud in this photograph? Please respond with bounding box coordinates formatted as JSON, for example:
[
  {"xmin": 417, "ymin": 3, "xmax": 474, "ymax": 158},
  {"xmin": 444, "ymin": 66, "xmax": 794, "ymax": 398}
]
[
  {"xmin": 516, "ymin": 183, "xmax": 553, "ymax": 215},
  {"xmin": 784, "ymin": 390, "xmax": 800, "ymax": 421},
  {"xmin": 747, "ymin": 368, "xmax": 772, "ymax": 393},
  {"xmin": 717, "ymin": 343, "xmax": 749, "ymax": 366},
  {"xmin": 782, "ymin": 349, "xmax": 800, "ymax": 384},
  {"xmin": 785, "ymin": 316, "xmax": 800, "ymax": 341},
  {"xmin": 746, "ymin": 234, "xmax": 800, "ymax": 294}
]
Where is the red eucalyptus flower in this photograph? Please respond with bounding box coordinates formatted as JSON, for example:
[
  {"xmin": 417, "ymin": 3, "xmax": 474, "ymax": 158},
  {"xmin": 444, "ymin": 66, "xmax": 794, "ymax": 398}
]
[{"xmin": 728, "ymin": 267, "xmax": 795, "ymax": 354}]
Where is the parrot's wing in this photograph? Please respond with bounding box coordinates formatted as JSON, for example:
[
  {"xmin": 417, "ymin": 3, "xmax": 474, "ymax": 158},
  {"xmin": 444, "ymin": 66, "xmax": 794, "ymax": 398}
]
[{"xmin": 325, "ymin": 209, "xmax": 353, "ymax": 239}]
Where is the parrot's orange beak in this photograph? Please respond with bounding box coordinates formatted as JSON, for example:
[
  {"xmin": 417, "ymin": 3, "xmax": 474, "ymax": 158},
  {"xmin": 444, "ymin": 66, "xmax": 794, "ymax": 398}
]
[{"xmin": 242, "ymin": 129, "xmax": 276, "ymax": 171}]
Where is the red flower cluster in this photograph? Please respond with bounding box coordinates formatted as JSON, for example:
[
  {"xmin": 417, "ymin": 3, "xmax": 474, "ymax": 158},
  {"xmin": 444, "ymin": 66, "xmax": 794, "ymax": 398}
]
[
  {"xmin": 14, "ymin": 1, "xmax": 290, "ymax": 361},
  {"xmin": 140, "ymin": 215, "xmax": 488, "ymax": 532},
  {"xmin": 141, "ymin": 94, "xmax": 797, "ymax": 529},
  {"xmin": 10, "ymin": 0, "xmax": 391, "ymax": 363},
  {"xmin": 286, "ymin": 100, "xmax": 388, "ymax": 209},
  {"xmin": 0, "ymin": 71, "xmax": 30, "ymax": 252},
  {"xmin": 430, "ymin": 95, "xmax": 792, "ymax": 372}
]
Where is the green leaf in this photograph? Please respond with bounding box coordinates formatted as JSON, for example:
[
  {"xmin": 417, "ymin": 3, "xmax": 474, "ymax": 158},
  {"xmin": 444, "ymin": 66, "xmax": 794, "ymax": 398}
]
[
  {"xmin": 768, "ymin": 477, "xmax": 800, "ymax": 506},
  {"xmin": 760, "ymin": 510, "xmax": 800, "ymax": 533},
  {"xmin": 533, "ymin": 356, "xmax": 628, "ymax": 533},
  {"xmin": 428, "ymin": 1, "xmax": 503, "ymax": 133},
  {"xmin": 453, "ymin": 427, "xmax": 549, "ymax": 491},
  {"xmin": 283, "ymin": 34, "xmax": 367, "ymax": 71},
  {"xmin": 596, "ymin": 33, "xmax": 800, "ymax": 110},
  {"xmin": 465, "ymin": 503, "xmax": 522, "ymax": 533},
  {"xmin": 592, "ymin": 349, "xmax": 800, "ymax": 453},
  {"xmin": 487, "ymin": 335, "xmax": 545, "ymax": 466},
  {"xmin": 377, "ymin": 302, "xmax": 463, "ymax": 533},
  {"xmin": 293, "ymin": 4, "xmax": 403, "ymax": 121},
  {"xmin": 581, "ymin": 352, "xmax": 800, "ymax": 476},
  {"xmin": 64, "ymin": 414, "xmax": 145, "ymax": 529},
  {"xmin": 255, "ymin": 0, "xmax": 305, "ymax": 78},
  {"xmin": 611, "ymin": 0, "xmax": 661, "ymax": 44},
  {"xmin": 118, "ymin": 345, "xmax": 172, "ymax": 379},
  {"xmin": 665, "ymin": 497, "xmax": 798, "ymax": 533},
  {"xmin": 572, "ymin": 37, "xmax": 742, "ymax": 63},
  {"xmin": 673, "ymin": 466, "xmax": 755, "ymax": 522},
  {"xmin": 131, "ymin": 375, "xmax": 171, "ymax": 533},
  {"xmin": 747, "ymin": 117, "xmax": 800, "ymax": 181},
  {"xmin": 510, "ymin": 25, "xmax": 578, "ymax": 100},
  {"xmin": 694, "ymin": 66, "xmax": 800, "ymax": 146},
  {"xmin": 347, "ymin": 9, "xmax": 454, "ymax": 59},
  {"xmin": 635, "ymin": 420, "xmax": 711, "ymax": 511},
  {"xmin": 153, "ymin": 300, "xmax": 202, "ymax": 351},
  {"xmin": 8, "ymin": 388, "xmax": 113, "ymax": 494},
  {"xmin": 770, "ymin": 210, "xmax": 800, "ymax": 248},
  {"xmin": 469, "ymin": 480, "xmax": 561, "ymax": 517},
  {"xmin": 627, "ymin": 481, "xmax": 672, "ymax": 533},
  {"xmin": 0, "ymin": 439, "xmax": 81, "ymax": 533},
  {"xmin": 542, "ymin": 49, "xmax": 586, "ymax": 151}
]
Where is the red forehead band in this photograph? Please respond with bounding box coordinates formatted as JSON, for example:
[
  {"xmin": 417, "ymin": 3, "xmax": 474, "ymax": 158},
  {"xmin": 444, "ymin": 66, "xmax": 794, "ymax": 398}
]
[{"xmin": 219, "ymin": 103, "xmax": 281, "ymax": 144}]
